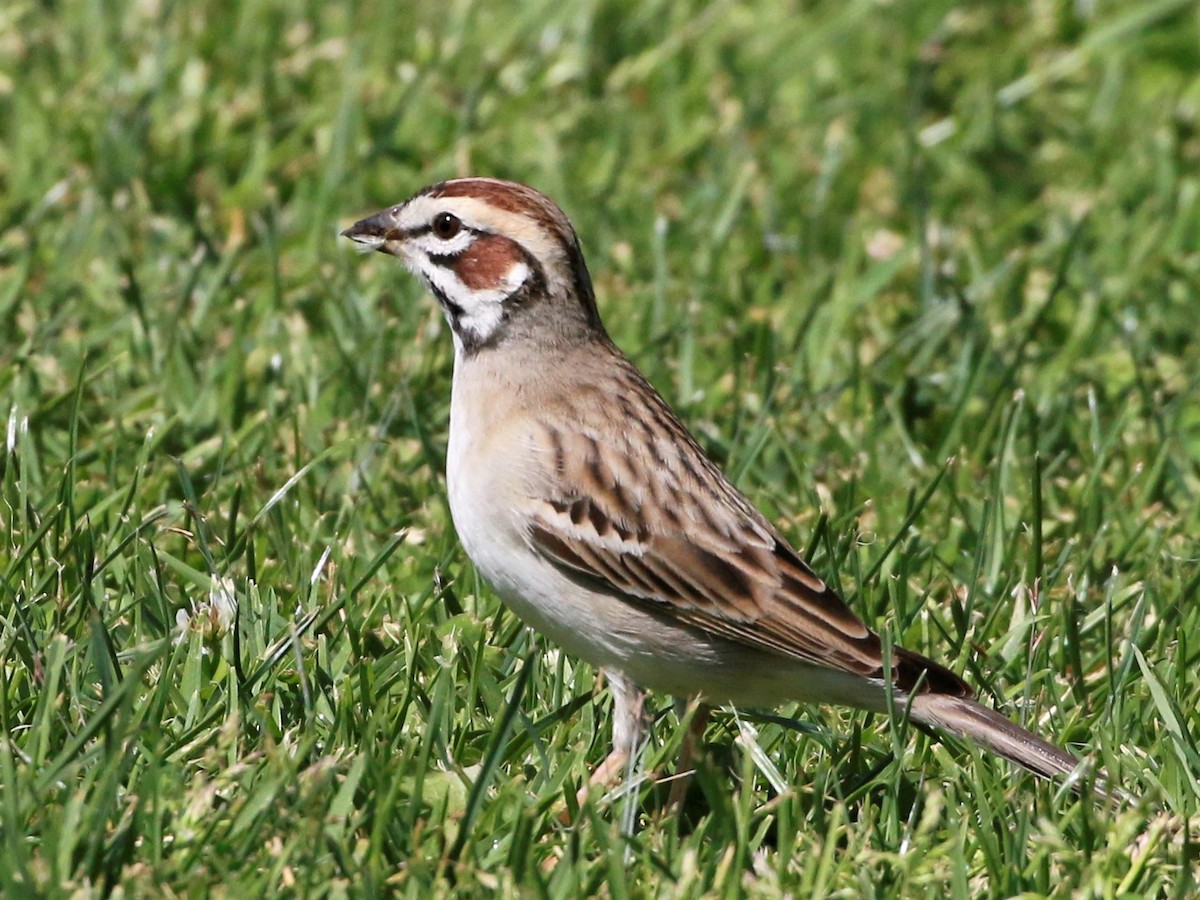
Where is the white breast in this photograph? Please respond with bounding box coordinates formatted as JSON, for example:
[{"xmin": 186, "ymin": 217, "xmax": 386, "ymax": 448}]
[{"xmin": 445, "ymin": 354, "xmax": 669, "ymax": 674}]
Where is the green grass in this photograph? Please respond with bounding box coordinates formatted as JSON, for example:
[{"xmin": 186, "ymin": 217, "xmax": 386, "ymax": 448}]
[{"xmin": 3, "ymin": 0, "xmax": 1199, "ymax": 894}]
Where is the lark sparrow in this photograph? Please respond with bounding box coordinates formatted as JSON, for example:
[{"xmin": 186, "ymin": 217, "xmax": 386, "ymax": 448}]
[{"xmin": 342, "ymin": 178, "xmax": 1091, "ymax": 794}]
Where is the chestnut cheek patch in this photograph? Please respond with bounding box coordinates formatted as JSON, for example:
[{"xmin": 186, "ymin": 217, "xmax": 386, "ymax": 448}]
[{"xmin": 455, "ymin": 235, "xmax": 526, "ymax": 291}]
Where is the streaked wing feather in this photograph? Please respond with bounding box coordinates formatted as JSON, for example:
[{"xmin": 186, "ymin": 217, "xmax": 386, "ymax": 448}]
[
  {"xmin": 532, "ymin": 511, "xmax": 892, "ymax": 680},
  {"xmin": 525, "ymin": 358, "xmax": 972, "ymax": 698}
]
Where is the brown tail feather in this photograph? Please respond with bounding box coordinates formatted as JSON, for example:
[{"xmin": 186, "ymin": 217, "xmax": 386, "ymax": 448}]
[{"xmin": 908, "ymin": 693, "xmax": 1098, "ymax": 787}]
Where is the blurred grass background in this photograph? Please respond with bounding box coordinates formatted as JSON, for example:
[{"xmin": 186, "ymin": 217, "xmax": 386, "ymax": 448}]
[{"xmin": 3, "ymin": 0, "xmax": 1199, "ymax": 894}]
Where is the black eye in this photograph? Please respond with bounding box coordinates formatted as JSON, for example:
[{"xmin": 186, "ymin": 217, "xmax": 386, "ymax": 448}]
[{"xmin": 432, "ymin": 212, "xmax": 462, "ymax": 240}]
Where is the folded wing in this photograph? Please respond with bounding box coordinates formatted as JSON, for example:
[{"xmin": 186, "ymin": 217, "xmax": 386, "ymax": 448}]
[{"xmin": 523, "ymin": 369, "xmax": 971, "ymax": 698}]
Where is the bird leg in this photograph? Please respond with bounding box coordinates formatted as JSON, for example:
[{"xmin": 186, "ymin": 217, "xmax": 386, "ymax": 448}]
[
  {"xmin": 665, "ymin": 698, "xmax": 711, "ymax": 810},
  {"xmin": 572, "ymin": 671, "xmax": 648, "ymax": 814}
]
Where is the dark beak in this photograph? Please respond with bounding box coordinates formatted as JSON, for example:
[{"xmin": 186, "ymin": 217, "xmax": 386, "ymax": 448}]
[{"xmin": 341, "ymin": 209, "xmax": 396, "ymax": 249}]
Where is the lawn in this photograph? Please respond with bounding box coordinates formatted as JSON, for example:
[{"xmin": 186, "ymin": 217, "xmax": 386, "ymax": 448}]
[{"xmin": 2, "ymin": 0, "xmax": 1199, "ymax": 895}]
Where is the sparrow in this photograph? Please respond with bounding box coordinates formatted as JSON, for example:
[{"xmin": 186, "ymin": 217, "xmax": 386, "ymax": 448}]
[{"xmin": 342, "ymin": 177, "xmax": 1092, "ymax": 797}]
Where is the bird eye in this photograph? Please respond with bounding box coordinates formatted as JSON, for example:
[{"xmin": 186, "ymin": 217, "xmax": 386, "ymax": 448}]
[{"xmin": 432, "ymin": 212, "xmax": 462, "ymax": 240}]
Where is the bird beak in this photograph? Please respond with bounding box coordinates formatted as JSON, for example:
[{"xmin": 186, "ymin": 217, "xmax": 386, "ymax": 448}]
[{"xmin": 341, "ymin": 209, "xmax": 397, "ymax": 253}]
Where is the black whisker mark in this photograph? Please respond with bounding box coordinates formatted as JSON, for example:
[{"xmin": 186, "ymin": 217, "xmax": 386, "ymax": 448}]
[{"xmin": 427, "ymin": 283, "xmax": 463, "ymax": 321}]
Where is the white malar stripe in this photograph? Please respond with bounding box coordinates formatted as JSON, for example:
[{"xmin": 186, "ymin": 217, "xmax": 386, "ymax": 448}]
[
  {"xmin": 459, "ymin": 302, "xmax": 505, "ymax": 345},
  {"xmin": 423, "ymin": 264, "xmax": 468, "ymax": 305},
  {"xmin": 457, "ymin": 262, "xmax": 528, "ymax": 342},
  {"xmin": 423, "ymin": 257, "xmax": 531, "ymax": 347}
]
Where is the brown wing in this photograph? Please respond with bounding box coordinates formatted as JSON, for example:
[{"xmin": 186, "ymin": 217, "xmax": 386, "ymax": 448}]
[{"xmin": 524, "ymin": 358, "xmax": 971, "ymax": 698}]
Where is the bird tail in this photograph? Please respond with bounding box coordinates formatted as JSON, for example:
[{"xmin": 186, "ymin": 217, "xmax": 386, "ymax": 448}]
[{"xmin": 908, "ymin": 692, "xmax": 1094, "ymax": 785}]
